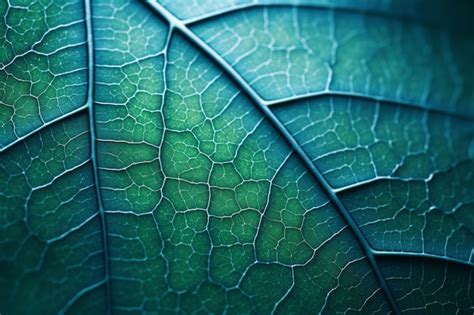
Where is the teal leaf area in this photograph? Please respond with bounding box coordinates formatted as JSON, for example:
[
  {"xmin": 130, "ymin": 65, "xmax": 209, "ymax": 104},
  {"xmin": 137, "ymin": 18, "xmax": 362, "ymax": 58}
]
[{"xmin": 1, "ymin": 0, "xmax": 473, "ymax": 314}]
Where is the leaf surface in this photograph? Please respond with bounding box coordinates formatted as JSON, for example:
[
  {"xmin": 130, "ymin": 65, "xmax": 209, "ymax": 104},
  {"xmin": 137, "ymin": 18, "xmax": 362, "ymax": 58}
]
[{"xmin": 1, "ymin": 0, "xmax": 473, "ymax": 314}]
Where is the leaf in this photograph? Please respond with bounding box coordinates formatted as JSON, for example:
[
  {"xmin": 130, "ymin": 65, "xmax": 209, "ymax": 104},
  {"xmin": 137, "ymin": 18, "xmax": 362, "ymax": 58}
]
[{"xmin": 1, "ymin": 0, "xmax": 473, "ymax": 314}]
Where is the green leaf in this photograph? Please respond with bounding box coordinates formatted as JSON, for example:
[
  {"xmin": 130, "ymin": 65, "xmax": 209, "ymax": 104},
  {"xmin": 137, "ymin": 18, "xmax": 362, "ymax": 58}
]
[{"xmin": 1, "ymin": 0, "xmax": 473, "ymax": 314}]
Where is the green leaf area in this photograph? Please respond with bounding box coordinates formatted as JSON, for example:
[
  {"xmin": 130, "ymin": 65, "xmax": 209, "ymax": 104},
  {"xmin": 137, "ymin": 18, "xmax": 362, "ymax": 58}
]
[{"xmin": 1, "ymin": 0, "xmax": 473, "ymax": 314}]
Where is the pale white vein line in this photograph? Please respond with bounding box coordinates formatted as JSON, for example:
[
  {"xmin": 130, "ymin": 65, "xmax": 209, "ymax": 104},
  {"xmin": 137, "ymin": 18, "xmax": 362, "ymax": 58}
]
[
  {"xmin": 0, "ymin": 104, "xmax": 88, "ymax": 153},
  {"xmin": 59, "ymin": 279, "xmax": 107, "ymax": 315},
  {"xmin": 372, "ymin": 250, "xmax": 474, "ymax": 268},
  {"xmin": 266, "ymin": 90, "xmax": 472, "ymax": 121}
]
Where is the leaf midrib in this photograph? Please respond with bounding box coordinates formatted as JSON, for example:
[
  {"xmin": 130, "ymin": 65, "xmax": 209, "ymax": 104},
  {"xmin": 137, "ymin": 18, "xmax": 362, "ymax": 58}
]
[{"xmin": 84, "ymin": 0, "xmax": 112, "ymax": 313}]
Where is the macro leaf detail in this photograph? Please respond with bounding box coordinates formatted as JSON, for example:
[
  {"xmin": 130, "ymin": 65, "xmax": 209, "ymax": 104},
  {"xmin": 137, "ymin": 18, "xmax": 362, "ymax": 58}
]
[{"xmin": 1, "ymin": 0, "xmax": 473, "ymax": 314}]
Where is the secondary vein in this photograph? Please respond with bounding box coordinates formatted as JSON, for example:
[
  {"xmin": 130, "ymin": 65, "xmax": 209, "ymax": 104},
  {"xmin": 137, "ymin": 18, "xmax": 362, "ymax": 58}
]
[{"xmin": 143, "ymin": 1, "xmax": 401, "ymax": 313}]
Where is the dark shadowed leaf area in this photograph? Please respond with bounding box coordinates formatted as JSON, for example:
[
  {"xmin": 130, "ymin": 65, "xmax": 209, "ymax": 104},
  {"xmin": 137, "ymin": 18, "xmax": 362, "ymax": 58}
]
[{"xmin": 1, "ymin": 0, "xmax": 473, "ymax": 314}]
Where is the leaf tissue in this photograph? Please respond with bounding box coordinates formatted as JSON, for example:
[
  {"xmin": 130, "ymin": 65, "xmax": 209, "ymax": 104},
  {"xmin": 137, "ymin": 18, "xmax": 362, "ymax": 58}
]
[{"xmin": 0, "ymin": 0, "xmax": 473, "ymax": 314}]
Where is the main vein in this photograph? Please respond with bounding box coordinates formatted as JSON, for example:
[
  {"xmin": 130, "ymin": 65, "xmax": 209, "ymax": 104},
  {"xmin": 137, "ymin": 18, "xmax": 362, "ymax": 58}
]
[
  {"xmin": 143, "ymin": 1, "xmax": 401, "ymax": 314},
  {"xmin": 84, "ymin": 0, "xmax": 111, "ymax": 313}
]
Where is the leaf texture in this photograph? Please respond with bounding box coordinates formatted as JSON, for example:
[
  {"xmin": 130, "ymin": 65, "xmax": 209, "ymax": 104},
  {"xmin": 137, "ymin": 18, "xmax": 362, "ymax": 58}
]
[{"xmin": 0, "ymin": 0, "xmax": 473, "ymax": 314}]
